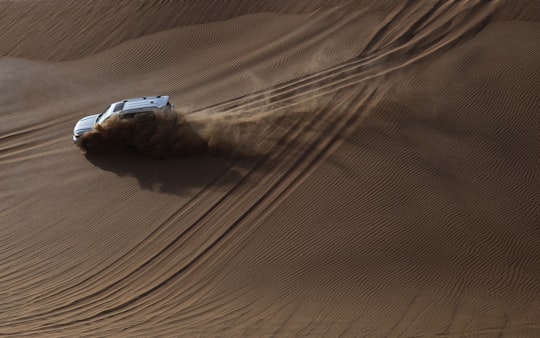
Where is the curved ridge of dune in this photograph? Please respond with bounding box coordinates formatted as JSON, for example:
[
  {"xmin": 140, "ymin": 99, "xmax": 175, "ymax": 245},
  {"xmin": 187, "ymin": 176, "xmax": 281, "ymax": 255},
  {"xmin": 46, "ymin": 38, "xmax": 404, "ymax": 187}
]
[{"xmin": 1, "ymin": 0, "xmax": 539, "ymax": 336}]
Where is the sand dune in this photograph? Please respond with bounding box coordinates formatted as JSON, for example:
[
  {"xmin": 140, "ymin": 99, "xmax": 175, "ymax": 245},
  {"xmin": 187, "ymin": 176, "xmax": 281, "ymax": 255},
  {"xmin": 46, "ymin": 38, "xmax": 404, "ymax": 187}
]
[{"xmin": 1, "ymin": 0, "xmax": 540, "ymax": 336}]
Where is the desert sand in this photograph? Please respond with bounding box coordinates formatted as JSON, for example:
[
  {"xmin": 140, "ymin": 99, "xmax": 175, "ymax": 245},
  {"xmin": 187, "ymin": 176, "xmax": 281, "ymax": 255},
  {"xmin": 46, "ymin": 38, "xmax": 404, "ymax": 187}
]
[{"xmin": 1, "ymin": 0, "xmax": 540, "ymax": 336}]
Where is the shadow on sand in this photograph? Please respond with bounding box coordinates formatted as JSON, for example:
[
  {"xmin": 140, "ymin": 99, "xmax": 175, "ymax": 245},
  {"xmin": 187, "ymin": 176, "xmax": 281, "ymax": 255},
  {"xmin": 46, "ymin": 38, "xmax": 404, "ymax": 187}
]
[{"xmin": 85, "ymin": 151, "xmax": 254, "ymax": 196}]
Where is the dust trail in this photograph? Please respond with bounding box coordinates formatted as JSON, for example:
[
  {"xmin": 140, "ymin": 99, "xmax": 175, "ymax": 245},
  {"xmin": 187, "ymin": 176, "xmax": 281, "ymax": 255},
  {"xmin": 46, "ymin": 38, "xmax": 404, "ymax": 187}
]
[{"xmin": 80, "ymin": 108, "xmax": 299, "ymax": 158}]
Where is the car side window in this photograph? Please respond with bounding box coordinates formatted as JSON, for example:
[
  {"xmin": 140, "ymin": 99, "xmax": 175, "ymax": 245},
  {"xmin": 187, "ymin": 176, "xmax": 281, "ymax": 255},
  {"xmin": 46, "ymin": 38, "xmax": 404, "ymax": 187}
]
[{"xmin": 113, "ymin": 102, "xmax": 125, "ymax": 112}]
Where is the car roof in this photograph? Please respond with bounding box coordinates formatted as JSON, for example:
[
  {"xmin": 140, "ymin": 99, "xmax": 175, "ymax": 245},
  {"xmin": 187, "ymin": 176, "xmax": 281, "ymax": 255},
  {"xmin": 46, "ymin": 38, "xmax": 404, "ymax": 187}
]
[{"xmin": 116, "ymin": 95, "xmax": 170, "ymax": 113}]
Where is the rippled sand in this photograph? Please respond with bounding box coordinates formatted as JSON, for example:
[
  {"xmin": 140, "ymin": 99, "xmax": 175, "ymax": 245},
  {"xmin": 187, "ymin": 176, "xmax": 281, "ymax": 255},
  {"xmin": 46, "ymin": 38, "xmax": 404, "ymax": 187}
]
[{"xmin": 1, "ymin": 1, "xmax": 539, "ymax": 336}]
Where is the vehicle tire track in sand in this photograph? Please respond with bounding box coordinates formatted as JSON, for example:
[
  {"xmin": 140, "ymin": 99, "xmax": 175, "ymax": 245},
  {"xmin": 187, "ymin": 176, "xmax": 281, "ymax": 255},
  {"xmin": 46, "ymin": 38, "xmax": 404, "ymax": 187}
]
[
  {"xmin": 1, "ymin": 0, "xmax": 502, "ymax": 333},
  {"xmin": 5, "ymin": 0, "xmax": 540, "ymax": 336},
  {"xmin": 0, "ymin": 83, "xmax": 372, "ymax": 334},
  {"xmin": 192, "ymin": 0, "xmax": 498, "ymax": 118}
]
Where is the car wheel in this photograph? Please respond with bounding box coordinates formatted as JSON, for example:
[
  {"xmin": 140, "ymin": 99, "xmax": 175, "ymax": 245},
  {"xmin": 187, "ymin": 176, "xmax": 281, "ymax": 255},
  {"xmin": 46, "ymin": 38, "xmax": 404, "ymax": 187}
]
[
  {"xmin": 84, "ymin": 141, "xmax": 95, "ymax": 151},
  {"xmin": 81, "ymin": 137, "xmax": 92, "ymax": 151},
  {"xmin": 82, "ymin": 134, "xmax": 109, "ymax": 153}
]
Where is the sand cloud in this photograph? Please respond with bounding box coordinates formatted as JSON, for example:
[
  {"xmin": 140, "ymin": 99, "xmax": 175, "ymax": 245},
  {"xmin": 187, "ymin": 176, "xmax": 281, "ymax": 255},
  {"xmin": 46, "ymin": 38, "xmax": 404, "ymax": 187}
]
[{"xmin": 79, "ymin": 107, "xmax": 286, "ymax": 158}]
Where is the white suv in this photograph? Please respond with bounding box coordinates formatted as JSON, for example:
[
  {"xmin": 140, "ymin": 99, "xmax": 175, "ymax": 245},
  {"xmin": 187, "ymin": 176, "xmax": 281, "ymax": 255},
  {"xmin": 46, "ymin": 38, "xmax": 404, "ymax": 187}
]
[{"xmin": 72, "ymin": 95, "xmax": 174, "ymax": 146}]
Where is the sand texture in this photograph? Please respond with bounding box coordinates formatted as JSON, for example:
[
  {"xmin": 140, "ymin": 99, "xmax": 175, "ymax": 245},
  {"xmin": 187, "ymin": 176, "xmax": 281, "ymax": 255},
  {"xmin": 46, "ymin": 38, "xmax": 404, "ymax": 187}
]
[{"xmin": 1, "ymin": 0, "xmax": 540, "ymax": 336}]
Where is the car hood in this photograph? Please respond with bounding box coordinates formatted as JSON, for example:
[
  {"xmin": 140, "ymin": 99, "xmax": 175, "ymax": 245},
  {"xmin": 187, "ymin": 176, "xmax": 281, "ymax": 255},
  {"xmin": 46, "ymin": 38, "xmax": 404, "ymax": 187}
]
[{"xmin": 73, "ymin": 114, "xmax": 100, "ymax": 135}]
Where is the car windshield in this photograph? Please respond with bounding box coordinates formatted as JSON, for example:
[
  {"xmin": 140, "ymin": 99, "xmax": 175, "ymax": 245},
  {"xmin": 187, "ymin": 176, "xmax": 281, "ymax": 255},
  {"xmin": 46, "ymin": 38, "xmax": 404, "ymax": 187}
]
[
  {"xmin": 97, "ymin": 109, "xmax": 112, "ymax": 124},
  {"xmin": 97, "ymin": 102, "xmax": 124, "ymax": 124}
]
